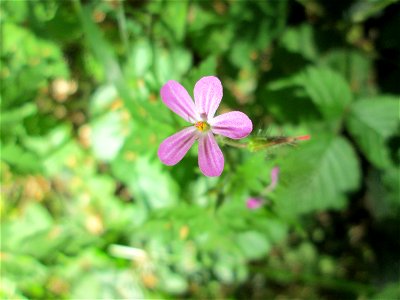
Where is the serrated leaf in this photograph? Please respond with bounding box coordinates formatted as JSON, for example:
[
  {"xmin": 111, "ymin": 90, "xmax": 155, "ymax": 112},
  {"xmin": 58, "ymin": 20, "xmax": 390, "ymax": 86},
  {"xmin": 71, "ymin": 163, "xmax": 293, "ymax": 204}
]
[
  {"xmin": 269, "ymin": 67, "xmax": 353, "ymax": 121},
  {"xmin": 275, "ymin": 135, "xmax": 360, "ymax": 216},
  {"xmin": 346, "ymin": 96, "xmax": 399, "ymax": 168},
  {"xmin": 298, "ymin": 67, "xmax": 353, "ymax": 120},
  {"xmin": 321, "ymin": 50, "xmax": 374, "ymax": 97}
]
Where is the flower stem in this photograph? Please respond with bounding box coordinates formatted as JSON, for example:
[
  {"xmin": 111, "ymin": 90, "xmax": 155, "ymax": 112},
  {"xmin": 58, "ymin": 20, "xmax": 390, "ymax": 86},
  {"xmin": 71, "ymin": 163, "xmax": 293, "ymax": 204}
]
[
  {"xmin": 218, "ymin": 137, "xmax": 248, "ymax": 149},
  {"xmin": 218, "ymin": 134, "xmax": 311, "ymax": 151}
]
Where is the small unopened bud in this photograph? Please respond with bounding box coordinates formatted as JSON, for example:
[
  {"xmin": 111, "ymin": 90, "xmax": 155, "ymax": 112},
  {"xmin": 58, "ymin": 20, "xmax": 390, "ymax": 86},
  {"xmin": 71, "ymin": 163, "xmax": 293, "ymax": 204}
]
[{"xmin": 246, "ymin": 197, "xmax": 264, "ymax": 209}]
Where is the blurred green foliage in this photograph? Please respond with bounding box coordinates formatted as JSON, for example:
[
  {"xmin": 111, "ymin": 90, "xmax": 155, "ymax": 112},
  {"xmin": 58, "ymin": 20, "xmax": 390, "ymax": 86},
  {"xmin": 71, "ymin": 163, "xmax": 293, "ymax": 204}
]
[{"xmin": 1, "ymin": 0, "xmax": 399, "ymax": 299}]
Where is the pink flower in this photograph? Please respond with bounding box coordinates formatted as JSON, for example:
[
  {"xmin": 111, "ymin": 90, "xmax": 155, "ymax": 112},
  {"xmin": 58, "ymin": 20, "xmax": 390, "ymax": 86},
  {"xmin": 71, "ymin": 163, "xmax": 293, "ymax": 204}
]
[{"xmin": 158, "ymin": 76, "xmax": 253, "ymax": 177}]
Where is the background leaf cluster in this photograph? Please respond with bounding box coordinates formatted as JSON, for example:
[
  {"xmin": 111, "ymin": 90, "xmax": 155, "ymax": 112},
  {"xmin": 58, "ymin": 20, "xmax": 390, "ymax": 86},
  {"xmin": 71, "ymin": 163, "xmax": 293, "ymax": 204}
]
[{"xmin": 1, "ymin": 0, "xmax": 399, "ymax": 299}]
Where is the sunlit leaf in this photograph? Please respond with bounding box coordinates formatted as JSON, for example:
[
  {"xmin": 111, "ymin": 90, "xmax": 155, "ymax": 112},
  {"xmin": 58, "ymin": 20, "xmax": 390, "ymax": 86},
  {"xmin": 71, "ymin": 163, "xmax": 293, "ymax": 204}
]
[{"xmin": 275, "ymin": 135, "xmax": 361, "ymax": 216}]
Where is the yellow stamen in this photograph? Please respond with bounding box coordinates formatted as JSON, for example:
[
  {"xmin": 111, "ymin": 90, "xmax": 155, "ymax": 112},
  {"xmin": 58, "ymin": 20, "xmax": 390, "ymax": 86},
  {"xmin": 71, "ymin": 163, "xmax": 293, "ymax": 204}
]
[{"xmin": 194, "ymin": 121, "xmax": 209, "ymax": 132}]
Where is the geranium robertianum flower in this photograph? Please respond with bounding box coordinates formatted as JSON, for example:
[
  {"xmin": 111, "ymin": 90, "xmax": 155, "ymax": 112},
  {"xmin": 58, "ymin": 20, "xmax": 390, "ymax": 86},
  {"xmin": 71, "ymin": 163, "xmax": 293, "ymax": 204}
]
[{"xmin": 158, "ymin": 76, "xmax": 253, "ymax": 177}]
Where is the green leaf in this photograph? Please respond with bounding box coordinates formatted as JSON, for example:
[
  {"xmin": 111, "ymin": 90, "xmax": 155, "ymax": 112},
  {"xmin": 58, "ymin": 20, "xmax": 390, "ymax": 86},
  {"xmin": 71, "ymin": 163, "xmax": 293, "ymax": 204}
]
[
  {"xmin": 212, "ymin": 252, "xmax": 246, "ymax": 284},
  {"xmin": 1, "ymin": 0, "xmax": 28, "ymax": 23},
  {"xmin": 1, "ymin": 203, "xmax": 59, "ymax": 259},
  {"xmin": 77, "ymin": 5, "xmax": 162, "ymax": 128},
  {"xmin": 1, "ymin": 142, "xmax": 42, "ymax": 173},
  {"xmin": 346, "ymin": 96, "xmax": 399, "ymax": 168},
  {"xmin": 275, "ymin": 135, "xmax": 361, "ymax": 216},
  {"xmin": 89, "ymin": 85, "xmax": 132, "ymax": 162},
  {"xmin": 280, "ymin": 24, "xmax": 318, "ymax": 61},
  {"xmin": 350, "ymin": 0, "xmax": 398, "ymax": 22},
  {"xmin": 1, "ymin": 254, "xmax": 48, "ymax": 292},
  {"xmin": 366, "ymin": 167, "xmax": 400, "ymax": 220},
  {"xmin": 154, "ymin": 46, "xmax": 192, "ymax": 84},
  {"xmin": 72, "ymin": 270, "xmax": 144, "ymax": 299},
  {"xmin": 159, "ymin": 270, "xmax": 188, "ymax": 295},
  {"xmin": 1, "ymin": 22, "xmax": 69, "ymax": 108},
  {"xmin": 22, "ymin": 124, "xmax": 71, "ymax": 157},
  {"xmin": 236, "ymin": 231, "xmax": 271, "ymax": 260},
  {"xmin": 183, "ymin": 56, "xmax": 217, "ymax": 91},
  {"xmin": 42, "ymin": 139, "xmax": 83, "ymax": 177},
  {"xmin": 269, "ymin": 66, "xmax": 353, "ymax": 121},
  {"xmin": 162, "ymin": 1, "xmax": 188, "ymax": 42},
  {"xmin": 0, "ymin": 103, "xmax": 37, "ymax": 125},
  {"xmin": 112, "ymin": 156, "xmax": 179, "ymax": 210},
  {"xmin": 126, "ymin": 39, "xmax": 152, "ymax": 77},
  {"xmin": 0, "ymin": 276, "xmax": 29, "ymax": 300},
  {"xmin": 91, "ymin": 113, "xmax": 127, "ymax": 161},
  {"xmin": 299, "ymin": 67, "xmax": 353, "ymax": 120},
  {"xmin": 321, "ymin": 50, "xmax": 374, "ymax": 97},
  {"xmin": 228, "ymin": 151, "xmax": 271, "ymax": 195},
  {"xmin": 372, "ymin": 282, "xmax": 400, "ymax": 300}
]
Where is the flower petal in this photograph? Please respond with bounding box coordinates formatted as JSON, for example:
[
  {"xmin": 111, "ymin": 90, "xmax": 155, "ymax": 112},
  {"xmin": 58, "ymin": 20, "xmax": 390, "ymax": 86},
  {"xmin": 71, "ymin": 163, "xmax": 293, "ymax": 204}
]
[
  {"xmin": 160, "ymin": 80, "xmax": 199, "ymax": 122},
  {"xmin": 198, "ymin": 132, "xmax": 224, "ymax": 177},
  {"xmin": 209, "ymin": 111, "xmax": 253, "ymax": 139},
  {"xmin": 158, "ymin": 127, "xmax": 197, "ymax": 166},
  {"xmin": 194, "ymin": 76, "xmax": 223, "ymax": 120}
]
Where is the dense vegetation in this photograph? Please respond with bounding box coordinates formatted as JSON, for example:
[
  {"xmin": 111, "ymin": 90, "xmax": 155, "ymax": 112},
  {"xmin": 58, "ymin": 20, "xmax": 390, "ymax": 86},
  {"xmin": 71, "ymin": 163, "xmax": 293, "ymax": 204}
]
[{"xmin": 1, "ymin": 0, "xmax": 399, "ymax": 299}]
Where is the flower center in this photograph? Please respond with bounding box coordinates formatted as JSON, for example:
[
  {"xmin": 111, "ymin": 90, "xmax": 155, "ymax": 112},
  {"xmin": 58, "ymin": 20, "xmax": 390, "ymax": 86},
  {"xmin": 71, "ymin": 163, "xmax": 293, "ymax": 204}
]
[{"xmin": 194, "ymin": 121, "xmax": 209, "ymax": 132}]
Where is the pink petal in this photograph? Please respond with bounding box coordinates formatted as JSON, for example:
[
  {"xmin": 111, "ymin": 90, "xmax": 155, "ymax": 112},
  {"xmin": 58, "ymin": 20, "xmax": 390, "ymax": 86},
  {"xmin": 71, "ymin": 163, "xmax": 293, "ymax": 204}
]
[
  {"xmin": 158, "ymin": 127, "xmax": 197, "ymax": 166},
  {"xmin": 209, "ymin": 111, "xmax": 253, "ymax": 139},
  {"xmin": 246, "ymin": 198, "xmax": 264, "ymax": 209},
  {"xmin": 198, "ymin": 132, "xmax": 224, "ymax": 177},
  {"xmin": 194, "ymin": 76, "xmax": 223, "ymax": 120},
  {"xmin": 160, "ymin": 80, "xmax": 199, "ymax": 122}
]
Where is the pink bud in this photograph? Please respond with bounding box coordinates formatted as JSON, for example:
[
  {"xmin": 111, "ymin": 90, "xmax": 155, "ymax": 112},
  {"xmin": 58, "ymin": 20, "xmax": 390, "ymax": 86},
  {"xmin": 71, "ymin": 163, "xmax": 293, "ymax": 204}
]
[
  {"xmin": 266, "ymin": 167, "xmax": 280, "ymax": 192},
  {"xmin": 246, "ymin": 197, "xmax": 264, "ymax": 209}
]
